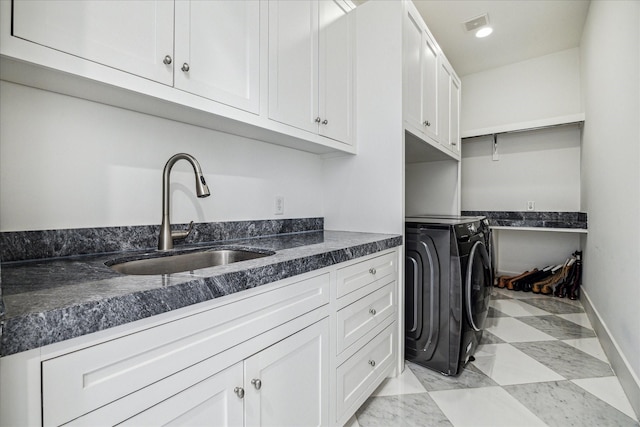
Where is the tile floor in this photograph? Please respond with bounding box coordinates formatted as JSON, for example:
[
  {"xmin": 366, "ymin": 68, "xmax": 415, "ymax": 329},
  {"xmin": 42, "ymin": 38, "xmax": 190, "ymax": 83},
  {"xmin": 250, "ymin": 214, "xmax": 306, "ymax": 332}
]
[{"xmin": 347, "ymin": 288, "xmax": 639, "ymax": 427}]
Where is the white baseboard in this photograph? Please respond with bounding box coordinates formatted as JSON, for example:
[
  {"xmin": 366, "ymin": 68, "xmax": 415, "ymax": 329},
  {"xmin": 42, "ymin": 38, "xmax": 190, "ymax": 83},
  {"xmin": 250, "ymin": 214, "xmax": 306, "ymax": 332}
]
[{"xmin": 582, "ymin": 289, "xmax": 640, "ymax": 419}]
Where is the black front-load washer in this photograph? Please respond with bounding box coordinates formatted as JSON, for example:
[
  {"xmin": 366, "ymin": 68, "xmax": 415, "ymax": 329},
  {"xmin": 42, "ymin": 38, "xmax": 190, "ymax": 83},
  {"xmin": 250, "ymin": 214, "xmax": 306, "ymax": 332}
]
[{"xmin": 405, "ymin": 215, "xmax": 492, "ymax": 376}]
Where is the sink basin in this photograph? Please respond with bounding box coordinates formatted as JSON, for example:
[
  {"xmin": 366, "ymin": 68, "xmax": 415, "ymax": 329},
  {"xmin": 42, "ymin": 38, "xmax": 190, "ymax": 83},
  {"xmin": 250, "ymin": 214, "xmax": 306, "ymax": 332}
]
[{"xmin": 107, "ymin": 248, "xmax": 274, "ymax": 275}]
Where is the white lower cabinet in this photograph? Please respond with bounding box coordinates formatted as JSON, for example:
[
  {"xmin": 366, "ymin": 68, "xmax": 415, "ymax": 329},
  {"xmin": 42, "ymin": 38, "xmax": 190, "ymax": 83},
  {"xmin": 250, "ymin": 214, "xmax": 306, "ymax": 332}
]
[
  {"xmin": 120, "ymin": 362, "xmax": 245, "ymax": 427},
  {"xmin": 244, "ymin": 319, "xmax": 329, "ymax": 427},
  {"xmin": 120, "ymin": 319, "xmax": 329, "ymax": 427}
]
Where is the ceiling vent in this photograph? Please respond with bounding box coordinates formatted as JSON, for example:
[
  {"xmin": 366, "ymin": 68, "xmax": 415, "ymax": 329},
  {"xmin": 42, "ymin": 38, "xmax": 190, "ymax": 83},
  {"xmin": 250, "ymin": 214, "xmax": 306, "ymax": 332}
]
[{"xmin": 463, "ymin": 13, "xmax": 490, "ymax": 32}]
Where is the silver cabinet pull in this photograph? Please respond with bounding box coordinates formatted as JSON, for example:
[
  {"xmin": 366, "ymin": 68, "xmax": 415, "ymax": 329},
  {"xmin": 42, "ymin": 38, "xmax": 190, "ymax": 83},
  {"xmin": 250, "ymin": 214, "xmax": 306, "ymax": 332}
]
[
  {"xmin": 163, "ymin": 55, "xmax": 172, "ymax": 65},
  {"xmin": 322, "ymin": 119, "xmax": 328, "ymax": 125},
  {"xmin": 251, "ymin": 379, "xmax": 262, "ymax": 390},
  {"xmin": 368, "ymin": 360, "xmax": 376, "ymax": 367},
  {"xmin": 234, "ymin": 387, "xmax": 245, "ymax": 398},
  {"xmin": 315, "ymin": 117, "xmax": 321, "ymax": 123},
  {"xmin": 181, "ymin": 63, "xmax": 190, "ymax": 72},
  {"xmin": 369, "ymin": 308, "xmax": 376, "ymax": 315},
  {"xmin": 369, "ymin": 268, "xmax": 376, "ymax": 275}
]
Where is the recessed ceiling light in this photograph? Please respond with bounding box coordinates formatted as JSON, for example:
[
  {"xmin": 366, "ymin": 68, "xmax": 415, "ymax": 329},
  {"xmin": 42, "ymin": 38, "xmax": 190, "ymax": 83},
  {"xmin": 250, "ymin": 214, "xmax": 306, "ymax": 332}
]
[{"xmin": 475, "ymin": 27, "xmax": 493, "ymax": 38}]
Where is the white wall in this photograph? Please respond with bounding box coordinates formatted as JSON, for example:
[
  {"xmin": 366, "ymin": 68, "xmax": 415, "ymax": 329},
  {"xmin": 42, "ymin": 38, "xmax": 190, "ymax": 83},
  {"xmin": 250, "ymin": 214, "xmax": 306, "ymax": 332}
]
[
  {"xmin": 405, "ymin": 160, "xmax": 459, "ymax": 216},
  {"xmin": 0, "ymin": 81, "xmax": 324, "ymax": 231},
  {"xmin": 580, "ymin": 0, "xmax": 640, "ymax": 408},
  {"xmin": 461, "ymin": 125, "xmax": 581, "ymax": 212},
  {"xmin": 461, "ymin": 48, "xmax": 581, "ymax": 133}
]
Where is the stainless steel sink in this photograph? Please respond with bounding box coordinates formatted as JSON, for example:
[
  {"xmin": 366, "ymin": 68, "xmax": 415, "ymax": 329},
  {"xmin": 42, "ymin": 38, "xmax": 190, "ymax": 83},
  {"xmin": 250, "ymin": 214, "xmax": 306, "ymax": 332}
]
[{"xmin": 107, "ymin": 248, "xmax": 274, "ymax": 275}]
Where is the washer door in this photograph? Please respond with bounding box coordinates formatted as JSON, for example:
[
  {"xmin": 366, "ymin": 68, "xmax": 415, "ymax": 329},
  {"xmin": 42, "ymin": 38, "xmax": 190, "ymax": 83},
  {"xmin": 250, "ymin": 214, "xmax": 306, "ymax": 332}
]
[{"xmin": 465, "ymin": 240, "xmax": 492, "ymax": 332}]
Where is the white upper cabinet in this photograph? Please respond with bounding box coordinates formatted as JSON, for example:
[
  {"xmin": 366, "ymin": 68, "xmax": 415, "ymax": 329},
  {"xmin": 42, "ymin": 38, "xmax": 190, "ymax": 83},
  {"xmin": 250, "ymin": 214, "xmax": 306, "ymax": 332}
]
[
  {"xmin": 12, "ymin": 0, "xmax": 174, "ymax": 85},
  {"xmin": 403, "ymin": 0, "xmax": 460, "ymax": 158},
  {"xmin": 403, "ymin": 5, "xmax": 438, "ymax": 142},
  {"xmin": 318, "ymin": 0, "xmax": 355, "ymax": 144},
  {"xmin": 175, "ymin": 1, "xmax": 261, "ymax": 114},
  {"xmin": 269, "ymin": 0, "xmax": 354, "ymax": 145},
  {"xmin": 268, "ymin": 0, "xmax": 319, "ymax": 133},
  {"xmin": 437, "ymin": 58, "xmax": 461, "ymax": 153}
]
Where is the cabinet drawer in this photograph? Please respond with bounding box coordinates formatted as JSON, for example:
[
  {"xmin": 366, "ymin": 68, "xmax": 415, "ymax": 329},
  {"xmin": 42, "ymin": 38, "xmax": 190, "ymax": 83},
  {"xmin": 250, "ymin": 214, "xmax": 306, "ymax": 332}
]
[
  {"xmin": 42, "ymin": 273, "xmax": 329, "ymax": 427},
  {"xmin": 336, "ymin": 251, "xmax": 396, "ymax": 299},
  {"xmin": 335, "ymin": 322, "xmax": 396, "ymax": 420},
  {"xmin": 336, "ymin": 279, "xmax": 396, "ymax": 355}
]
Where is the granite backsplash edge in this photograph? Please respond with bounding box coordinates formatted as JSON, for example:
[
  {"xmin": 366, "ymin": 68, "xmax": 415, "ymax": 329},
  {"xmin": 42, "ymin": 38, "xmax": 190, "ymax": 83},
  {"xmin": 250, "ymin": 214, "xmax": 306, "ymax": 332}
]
[{"xmin": 0, "ymin": 217, "xmax": 324, "ymax": 263}]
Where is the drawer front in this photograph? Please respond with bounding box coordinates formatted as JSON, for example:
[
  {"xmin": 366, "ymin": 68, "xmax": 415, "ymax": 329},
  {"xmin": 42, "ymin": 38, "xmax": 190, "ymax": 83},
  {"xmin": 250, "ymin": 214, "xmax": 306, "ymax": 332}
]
[
  {"xmin": 335, "ymin": 322, "xmax": 396, "ymax": 420},
  {"xmin": 336, "ymin": 251, "xmax": 396, "ymax": 299},
  {"xmin": 42, "ymin": 273, "xmax": 330, "ymax": 427},
  {"xmin": 336, "ymin": 279, "xmax": 396, "ymax": 355}
]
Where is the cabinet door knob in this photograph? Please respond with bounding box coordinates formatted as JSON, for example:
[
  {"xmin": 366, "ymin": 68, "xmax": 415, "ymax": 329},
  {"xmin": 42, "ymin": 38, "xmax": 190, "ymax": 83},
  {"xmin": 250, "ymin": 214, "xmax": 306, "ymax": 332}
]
[
  {"xmin": 163, "ymin": 55, "xmax": 172, "ymax": 65},
  {"xmin": 369, "ymin": 268, "xmax": 376, "ymax": 275},
  {"xmin": 315, "ymin": 117, "xmax": 321, "ymax": 123},
  {"xmin": 181, "ymin": 63, "xmax": 190, "ymax": 72},
  {"xmin": 368, "ymin": 359, "xmax": 376, "ymax": 367},
  {"xmin": 322, "ymin": 119, "xmax": 328, "ymax": 125},
  {"xmin": 234, "ymin": 387, "xmax": 245, "ymax": 398},
  {"xmin": 251, "ymin": 378, "xmax": 262, "ymax": 390},
  {"xmin": 423, "ymin": 120, "xmax": 431, "ymax": 127},
  {"xmin": 369, "ymin": 308, "xmax": 377, "ymax": 316}
]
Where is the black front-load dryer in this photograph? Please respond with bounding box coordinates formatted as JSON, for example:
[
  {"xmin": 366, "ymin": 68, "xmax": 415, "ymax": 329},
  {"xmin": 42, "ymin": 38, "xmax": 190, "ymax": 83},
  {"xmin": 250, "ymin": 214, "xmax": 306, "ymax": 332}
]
[{"xmin": 405, "ymin": 215, "xmax": 492, "ymax": 376}]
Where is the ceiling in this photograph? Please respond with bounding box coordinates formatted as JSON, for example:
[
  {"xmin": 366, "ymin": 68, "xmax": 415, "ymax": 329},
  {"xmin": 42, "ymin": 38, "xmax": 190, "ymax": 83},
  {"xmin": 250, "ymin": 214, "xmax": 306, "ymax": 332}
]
[{"xmin": 357, "ymin": 1, "xmax": 591, "ymax": 77}]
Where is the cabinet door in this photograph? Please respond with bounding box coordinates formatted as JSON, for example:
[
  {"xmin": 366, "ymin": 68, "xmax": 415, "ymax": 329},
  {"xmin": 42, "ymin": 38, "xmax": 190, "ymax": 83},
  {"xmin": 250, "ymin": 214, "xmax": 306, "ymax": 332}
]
[
  {"xmin": 437, "ymin": 59, "xmax": 452, "ymax": 148},
  {"xmin": 403, "ymin": 6, "xmax": 423, "ymax": 131},
  {"xmin": 175, "ymin": 0, "xmax": 260, "ymax": 114},
  {"xmin": 120, "ymin": 362, "xmax": 244, "ymax": 427},
  {"xmin": 268, "ymin": 0, "xmax": 319, "ymax": 133},
  {"xmin": 421, "ymin": 32, "xmax": 439, "ymax": 141},
  {"xmin": 318, "ymin": 0, "xmax": 354, "ymax": 144},
  {"xmin": 245, "ymin": 319, "xmax": 329, "ymax": 427},
  {"xmin": 450, "ymin": 73, "xmax": 461, "ymax": 153},
  {"xmin": 12, "ymin": 0, "xmax": 173, "ymax": 85}
]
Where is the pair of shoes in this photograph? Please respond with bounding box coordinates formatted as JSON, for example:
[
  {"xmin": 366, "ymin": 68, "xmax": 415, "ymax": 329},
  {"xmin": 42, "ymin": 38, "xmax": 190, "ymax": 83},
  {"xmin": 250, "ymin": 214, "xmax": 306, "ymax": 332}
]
[
  {"xmin": 568, "ymin": 251, "xmax": 583, "ymax": 300},
  {"xmin": 516, "ymin": 267, "xmax": 554, "ymax": 292},
  {"xmin": 506, "ymin": 269, "xmax": 539, "ymax": 291},
  {"xmin": 554, "ymin": 255, "xmax": 579, "ymax": 298},
  {"xmin": 532, "ymin": 265, "xmax": 564, "ymax": 294},
  {"xmin": 497, "ymin": 271, "xmax": 529, "ymax": 288}
]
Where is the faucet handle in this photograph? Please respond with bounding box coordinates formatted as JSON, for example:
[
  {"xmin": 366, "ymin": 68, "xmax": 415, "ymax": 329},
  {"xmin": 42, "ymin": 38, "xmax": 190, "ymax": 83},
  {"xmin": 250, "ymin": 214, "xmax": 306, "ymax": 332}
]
[{"xmin": 171, "ymin": 221, "xmax": 194, "ymax": 241}]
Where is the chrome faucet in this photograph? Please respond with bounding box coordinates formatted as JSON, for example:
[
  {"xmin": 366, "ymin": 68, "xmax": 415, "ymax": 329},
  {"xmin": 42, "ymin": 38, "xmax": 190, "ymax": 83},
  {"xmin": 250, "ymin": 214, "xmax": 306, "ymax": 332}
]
[{"xmin": 158, "ymin": 153, "xmax": 210, "ymax": 250}]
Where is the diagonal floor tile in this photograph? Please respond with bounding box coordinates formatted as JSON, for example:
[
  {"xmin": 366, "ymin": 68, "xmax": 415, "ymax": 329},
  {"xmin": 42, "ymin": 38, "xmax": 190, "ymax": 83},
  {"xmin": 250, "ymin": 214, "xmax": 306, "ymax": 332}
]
[
  {"xmin": 408, "ymin": 360, "xmax": 498, "ymax": 391},
  {"xmin": 520, "ymin": 297, "xmax": 585, "ymax": 314},
  {"xmin": 429, "ymin": 386, "xmax": 547, "ymax": 427},
  {"xmin": 487, "ymin": 306, "xmax": 509, "ymax": 318},
  {"xmin": 480, "ymin": 329, "xmax": 505, "ymax": 345},
  {"xmin": 491, "ymin": 298, "xmax": 551, "ymax": 317},
  {"xmin": 562, "ymin": 337, "xmax": 607, "ymax": 362},
  {"xmin": 356, "ymin": 393, "xmax": 452, "ymax": 427},
  {"xmin": 485, "ymin": 316, "xmax": 557, "ymax": 343},
  {"xmin": 472, "ymin": 343, "xmax": 565, "ymax": 385},
  {"xmin": 371, "ymin": 363, "xmax": 427, "ymax": 397},
  {"xmin": 557, "ymin": 312, "xmax": 593, "ymax": 329},
  {"xmin": 572, "ymin": 377, "xmax": 639, "ymax": 421},
  {"xmin": 517, "ymin": 315, "xmax": 596, "ymax": 340},
  {"xmin": 512, "ymin": 340, "xmax": 613, "ymax": 379},
  {"xmin": 504, "ymin": 380, "xmax": 640, "ymax": 426}
]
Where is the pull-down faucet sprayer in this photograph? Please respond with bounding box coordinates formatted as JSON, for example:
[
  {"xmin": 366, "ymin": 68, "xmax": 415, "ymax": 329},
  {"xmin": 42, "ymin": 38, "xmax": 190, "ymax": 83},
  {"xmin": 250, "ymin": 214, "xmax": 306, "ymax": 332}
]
[{"xmin": 158, "ymin": 153, "xmax": 210, "ymax": 251}]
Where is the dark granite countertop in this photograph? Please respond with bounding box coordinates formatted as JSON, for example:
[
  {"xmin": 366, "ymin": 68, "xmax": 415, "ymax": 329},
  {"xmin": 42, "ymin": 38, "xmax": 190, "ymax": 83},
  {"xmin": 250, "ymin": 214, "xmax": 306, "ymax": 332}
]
[
  {"xmin": 462, "ymin": 211, "xmax": 588, "ymax": 230},
  {"xmin": 0, "ymin": 230, "xmax": 402, "ymax": 356}
]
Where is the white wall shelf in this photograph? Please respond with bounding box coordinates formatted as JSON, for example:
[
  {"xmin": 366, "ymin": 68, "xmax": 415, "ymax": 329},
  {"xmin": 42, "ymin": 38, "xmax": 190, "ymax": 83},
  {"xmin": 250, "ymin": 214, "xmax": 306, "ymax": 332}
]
[
  {"xmin": 461, "ymin": 113, "xmax": 585, "ymax": 139},
  {"xmin": 490, "ymin": 226, "xmax": 588, "ymax": 234}
]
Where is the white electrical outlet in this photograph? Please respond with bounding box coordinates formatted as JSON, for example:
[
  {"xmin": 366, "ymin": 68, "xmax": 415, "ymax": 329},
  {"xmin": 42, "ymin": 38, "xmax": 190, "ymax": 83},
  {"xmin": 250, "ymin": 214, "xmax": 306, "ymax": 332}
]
[
  {"xmin": 527, "ymin": 201, "xmax": 535, "ymax": 211},
  {"xmin": 275, "ymin": 196, "xmax": 284, "ymax": 215}
]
